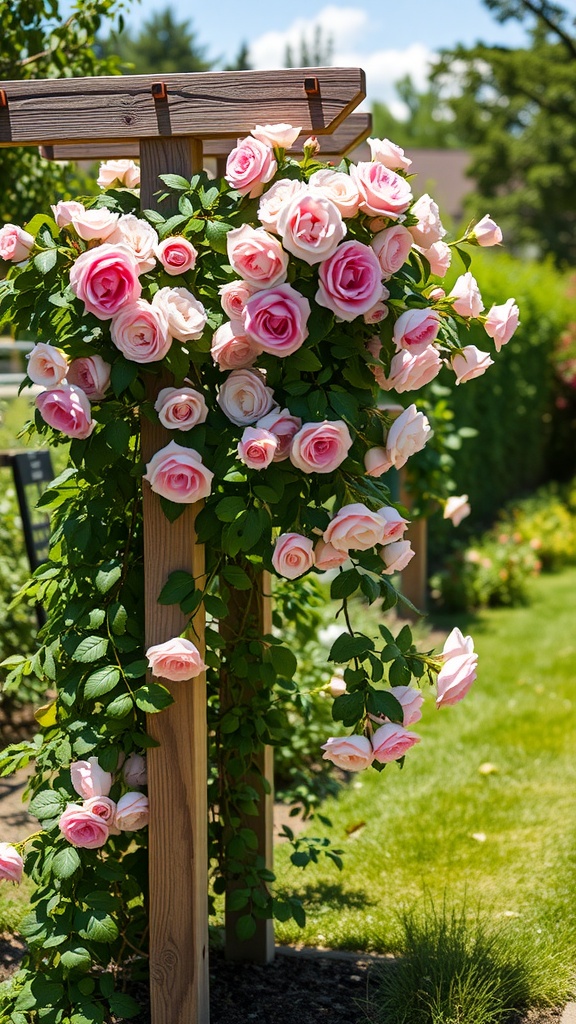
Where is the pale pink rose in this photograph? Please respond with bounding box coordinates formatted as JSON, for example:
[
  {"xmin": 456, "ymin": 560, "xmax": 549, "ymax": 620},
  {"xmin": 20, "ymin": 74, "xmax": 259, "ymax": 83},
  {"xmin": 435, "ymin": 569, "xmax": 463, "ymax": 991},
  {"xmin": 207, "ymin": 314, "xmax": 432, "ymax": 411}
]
[
  {"xmin": 144, "ymin": 440, "xmax": 213, "ymax": 503},
  {"xmin": 97, "ymin": 159, "xmax": 140, "ymax": 190},
  {"xmin": 367, "ymin": 137, "xmax": 412, "ymax": 170},
  {"xmin": 436, "ymin": 628, "xmax": 478, "ymax": 706},
  {"xmin": 217, "ymin": 368, "xmax": 276, "ymax": 426},
  {"xmin": 257, "ymin": 178, "xmax": 307, "ymax": 232},
  {"xmin": 67, "ymin": 355, "xmax": 111, "ymax": 401},
  {"xmin": 272, "ymin": 533, "xmax": 315, "ymax": 579},
  {"xmin": 408, "ymin": 194, "xmax": 446, "ymax": 248},
  {"xmin": 108, "ymin": 214, "xmax": 158, "ymax": 274},
  {"xmin": 443, "ymin": 495, "xmax": 471, "ymax": 526},
  {"xmin": 308, "ymin": 169, "xmax": 361, "ymax": 218},
  {"xmin": 449, "ymin": 273, "xmax": 484, "ymax": 318},
  {"xmin": 350, "ymin": 162, "xmax": 413, "ymax": 219},
  {"xmin": 83, "ymin": 796, "xmax": 117, "ymax": 823},
  {"xmin": 59, "ymin": 805, "xmax": 109, "ymax": 849},
  {"xmin": 111, "ymin": 300, "xmax": 172, "ymax": 363},
  {"xmin": 219, "ymin": 280, "xmax": 257, "ymax": 319},
  {"xmin": 71, "ymin": 207, "xmax": 120, "ymax": 242},
  {"xmin": 70, "ymin": 756, "xmax": 113, "ymax": 799},
  {"xmin": 316, "ymin": 240, "xmax": 384, "ymax": 321},
  {"xmin": 276, "ymin": 192, "xmax": 346, "ymax": 265},
  {"xmin": 154, "ymin": 386, "xmax": 208, "ymax": 431},
  {"xmin": 418, "ymin": 240, "xmax": 452, "ymax": 277},
  {"xmin": 321, "ymin": 735, "xmax": 374, "ymax": 772},
  {"xmin": 226, "ymin": 224, "xmax": 288, "ymax": 289},
  {"xmin": 390, "ymin": 686, "xmax": 424, "ymax": 726},
  {"xmin": 380, "ymin": 347, "xmax": 442, "ymax": 393},
  {"xmin": 290, "ymin": 420, "xmax": 352, "ymax": 474},
  {"xmin": 384, "ymin": 404, "xmax": 433, "ymax": 469},
  {"xmin": 146, "ymin": 636, "xmax": 206, "ymax": 681},
  {"xmin": 314, "ymin": 540, "xmax": 349, "ymax": 570},
  {"xmin": 251, "ymin": 123, "xmax": 301, "ymax": 149},
  {"xmin": 483, "ymin": 299, "xmax": 520, "ymax": 351},
  {"xmin": 377, "ymin": 506, "xmax": 410, "ymax": 542},
  {"xmin": 364, "ymin": 447, "xmax": 393, "ymax": 477},
  {"xmin": 69, "ymin": 244, "xmax": 142, "ymax": 320},
  {"xmin": 0, "ymin": 843, "xmax": 23, "ymax": 883},
  {"xmin": 151, "ymin": 286, "xmax": 207, "ymax": 344},
  {"xmin": 371, "ymin": 225, "xmax": 413, "ymax": 278},
  {"xmin": 123, "ymin": 753, "xmax": 147, "ymax": 788},
  {"xmin": 380, "ymin": 539, "xmax": 415, "ymax": 574},
  {"xmin": 225, "ymin": 137, "xmax": 277, "ymax": 198},
  {"xmin": 323, "ymin": 503, "xmax": 387, "ymax": 552},
  {"xmin": 328, "ymin": 675, "xmax": 347, "ymax": 698},
  {"xmin": 363, "ymin": 300, "xmax": 389, "ymax": 324},
  {"xmin": 0, "ymin": 223, "xmax": 34, "ymax": 262},
  {"xmin": 429, "ymin": 287, "xmax": 446, "ymax": 301},
  {"xmin": 256, "ymin": 407, "xmax": 302, "ymax": 461},
  {"xmin": 36, "ymin": 385, "xmax": 95, "ymax": 440},
  {"xmin": 451, "ymin": 346, "xmax": 494, "ymax": 384},
  {"xmin": 27, "ymin": 343, "xmax": 68, "ymax": 387},
  {"xmin": 211, "ymin": 321, "xmax": 262, "ymax": 371},
  {"xmin": 471, "ymin": 214, "xmax": 502, "ymax": 247},
  {"xmin": 442, "ymin": 626, "xmax": 475, "ymax": 659},
  {"xmin": 238, "ymin": 426, "xmax": 278, "ymax": 469},
  {"xmin": 243, "ymin": 284, "xmax": 310, "ymax": 357},
  {"xmin": 371, "ymin": 721, "xmax": 420, "ymax": 762},
  {"xmin": 303, "ymin": 136, "xmax": 321, "ymax": 158},
  {"xmin": 155, "ymin": 236, "xmax": 198, "ymax": 276},
  {"xmin": 51, "ymin": 200, "xmax": 85, "ymax": 228},
  {"xmin": 115, "ymin": 792, "xmax": 149, "ymax": 830},
  {"xmin": 393, "ymin": 308, "xmax": 441, "ymax": 354}
]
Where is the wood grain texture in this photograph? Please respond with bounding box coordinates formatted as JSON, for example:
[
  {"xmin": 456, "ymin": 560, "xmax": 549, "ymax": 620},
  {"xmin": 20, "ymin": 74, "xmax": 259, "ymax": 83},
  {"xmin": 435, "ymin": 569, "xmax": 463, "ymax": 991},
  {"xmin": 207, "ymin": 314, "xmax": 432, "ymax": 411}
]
[
  {"xmin": 399, "ymin": 475, "xmax": 428, "ymax": 617},
  {"xmin": 141, "ymin": 137, "xmax": 210, "ymax": 1024},
  {"xmin": 38, "ymin": 112, "xmax": 372, "ymax": 162},
  {"xmin": 0, "ymin": 67, "xmax": 366, "ymax": 147}
]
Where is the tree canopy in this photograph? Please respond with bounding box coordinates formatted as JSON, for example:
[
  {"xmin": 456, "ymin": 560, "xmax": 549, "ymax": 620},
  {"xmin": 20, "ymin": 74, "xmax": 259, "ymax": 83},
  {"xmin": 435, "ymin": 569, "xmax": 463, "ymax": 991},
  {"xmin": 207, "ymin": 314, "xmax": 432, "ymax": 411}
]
[{"xmin": 100, "ymin": 6, "xmax": 213, "ymax": 74}]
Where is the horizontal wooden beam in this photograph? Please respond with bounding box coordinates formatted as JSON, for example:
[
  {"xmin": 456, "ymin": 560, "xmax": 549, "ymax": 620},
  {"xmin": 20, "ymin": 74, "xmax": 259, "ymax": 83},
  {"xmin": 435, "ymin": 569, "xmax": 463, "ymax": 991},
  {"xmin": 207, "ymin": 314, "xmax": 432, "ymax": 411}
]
[
  {"xmin": 0, "ymin": 67, "xmax": 365, "ymax": 147},
  {"xmin": 38, "ymin": 112, "xmax": 372, "ymax": 163}
]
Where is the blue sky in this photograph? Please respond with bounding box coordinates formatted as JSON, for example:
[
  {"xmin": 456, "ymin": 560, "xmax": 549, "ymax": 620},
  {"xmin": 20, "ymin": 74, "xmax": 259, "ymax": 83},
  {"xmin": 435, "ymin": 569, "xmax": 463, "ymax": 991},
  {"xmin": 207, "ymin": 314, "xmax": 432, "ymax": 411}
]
[{"xmin": 123, "ymin": 0, "xmax": 576, "ymax": 108}]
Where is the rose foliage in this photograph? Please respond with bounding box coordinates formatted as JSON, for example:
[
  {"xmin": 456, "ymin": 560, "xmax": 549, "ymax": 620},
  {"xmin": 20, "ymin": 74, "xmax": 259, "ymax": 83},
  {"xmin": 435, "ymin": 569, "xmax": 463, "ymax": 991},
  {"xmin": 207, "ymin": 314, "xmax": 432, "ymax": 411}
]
[{"xmin": 0, "ymin": 133, "xmax": 515, "ymax": 1021}]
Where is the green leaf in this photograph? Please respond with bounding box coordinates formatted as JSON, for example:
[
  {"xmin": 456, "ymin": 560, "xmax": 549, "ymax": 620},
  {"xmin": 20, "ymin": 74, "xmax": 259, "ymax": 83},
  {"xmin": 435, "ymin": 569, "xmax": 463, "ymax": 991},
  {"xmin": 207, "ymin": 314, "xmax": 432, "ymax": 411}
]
[
  {"xmin": 395, "ymin": 624, "xmax": 413, "ymax": 653},
  {"xmin": 454, "ymin": 245, "xmax": 472, "ymax": 272},
  {"xmin": 29, "ymin": 789, "xmax": 65, "ymax": 821},
  {"xmin": 95, "ymin": 563, "xmax": 122, "ymax": 594},
  {"xmin": 269, "ymin": 645, "xmax": 297, "ymax": 679},
  {"xmin": 60, "ymin": 947, "xmax": 92, "ymax": 975},
  {"xmin": 389, "ymin": 658, "xmax": 411, "ymax": 687},
  {"xmin": 107, "ymin": 993, "xmax": 141, "ymax": 1019},
  {"xmin": 329, "ymin": 633, "xmax": 375, "ymax": 662},
  {"xmin": 158, "ymin": 173, "xmax": 190, "ymax": 191},
  {"xmin": 160, "ymin": 496, "xmax": 187, "ymax": 522},
  {"xmin": 330, "ymin": 569, "xmax": 360, "ymax": 600},
  {"xmin": 134, "ymin": 682, "xmax": 174, "ymax": 713},
  {"xmin": 332, "ymin": 689, "xmax": 365, "ymax": 726},
  {"xmin": 34, "ymin": 248, "xmax": 58, "ymax": 274},
  {"xmin": 75, "ymin": 909, "xmax": 119, "ymax": 943},
  {"xmin": 84, "ymin": 666, "xmax": 120, "ymax": 700},
  {"xmin": 158, "ymin": 570, "xmax": 197, "ymax": 605},
  {"xmin": 71, "ymin": 636, "xmax": 109, "ymax": 663},
  {"xmin": 109, "ymin": 603, "xmax": 128, "ymax": 636},
  {"xmin": 215, "ymin": 496, "xmax": 245, "ymax": 522},
  {"xmin": 235, "ymin": 914, "xmax": 256, "ymax": 941},
  {"xmin": 105, "ymin": 693, "xmax": 133, "ymax": 718},
  {"xmin": 221, "ymin": 564, "xmax": 253, "ymax": 590},
  {"xmin": 52, "ymin": 847, "xmax": 81, "ymax": 879},
  {"xmin": 226, "ymin": 889, "xmax": 250, "ymax": 912},
  {"xmin": 111, "ymin": 358, "xmax": 138, "ymax": 396},
  {"xmin": 205, "ymin": 219, "xmax": 232, "ymax": 253},
  {"xmin": 366, "ymin": 689, "xmax": 403, "ymax": 723}
]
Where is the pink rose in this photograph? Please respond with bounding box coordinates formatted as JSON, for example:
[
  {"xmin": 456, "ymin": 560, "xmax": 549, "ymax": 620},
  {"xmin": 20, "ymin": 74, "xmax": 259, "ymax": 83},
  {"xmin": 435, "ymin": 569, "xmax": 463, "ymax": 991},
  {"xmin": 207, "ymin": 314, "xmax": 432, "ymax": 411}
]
[
  {"xmin": 123, "ymin": 753, "xmax": 147, "ymax": 788},
  {"xmin": 483, "ymin": 299, "xmax": 519, "ymax": 351},
  {"xmin": 290, "ymin": 420, "xmax": 352, "ymax": 474},
  {"xmin": 152, "ymin": 286, "xmax": 207, "ymax": 344},
  {"xmin": 238, "ymin": 426, "xmax": 278, "ymax": 469},
  {"xmin": 367, "ymin": 137, "xmax": 412, "ymax": 170},
  {"xmin": 69, "ymin": 244, "xmax": 141, "ymax": 320},
  {"xmin": 258, "ymin": 178, "xmax": 307, "ymax": 232},
  {"xmin": 97, "ymin": 159, "xmax": 140, "ymax": 190},
  {"xmin": 418, "ymin": 240, "xmax": 452, "ymax": 277},
  {"xmin": 67, "ymin": 355, "xmax": 111, "ymax": 401},
  {"xmin": 51, "ymin": 200, "xmax": 85, "ymax": 228},
  {"xmin": 370, "ymin": 225, "xmax": 413, "ymax": 278},
  {"xmin": 243, "ymin": 284, "xmax": 310, "ymax": 357},
  {"xmin": 471, "ymin": 214, "xmax": 502, "ymax": 247},
  {"xmin": 350, "ymin": 162, "xmax": 413, "ymax": 219},
  {"xmin": 226, "ymin": 224, "xmax": 288, "ymax": 289},
  {"xmin": 36, "ymin": 385, "xmax": 95, "ymax": 440},
  {"xmin": 308, "ymin": 169, "xmax": 361, "ymax": 218},
  {"xmin": 146, "ymin": 636, "xmax": 206, "ymax": 681},
  {"xmin": 378, "ymin": 506, "xmax": 410, "ymax": 542},
  {"xmin": 390, "ymin": 686, "xmax": 424, "ymax": 726},
  {"xmin": 379, "ymin": 347, "xmax": 442, "ymax": 393},
  {"xmin": 154, "ymin": 385, "xmax": 208, "ymax": 431},
  {"xmin": 71, "ymin": 207, "xmax": 120, "ymax": 242},
  {"xmin": 219, "ymin": 280, "xmax": 257, "ymax": 319},
  {"xmin": 323, "ymin": 503, "xmax": 387, "ymax": 552},
  {"xmin": 155, "ymin": 236, "xmax": 198, "ymax": 276},
  {"xmin": 144, "ymin": 440, "xmax": 213, "ymax": 503},
  {"xmin": 363, "ymin": 300, "xmax": 389, "ymax": 324},
  {"xmin": 451, "ymin": 346, "xmax": 494, "ymax": 384},
  {"xmin": 0, "ymin": 223, "xmax": 34, "ymax": 262},
  {"xmin": 384, "ymin": 404, "xmax": 432, "ymax": 469},
  {"xmin": 436, "ymin": 627, "xmax": 478, "ymax": 706},
  {"xmin": 321, "ymin": 735, "xmax": 374, "ymax": 772},
  {"xmin": 59, "ymin": 804, "xmax": 109, "ymax": 849},
  {"xmin": 115, "ymin": 792, "xmax": 149, "ymax": 831},
  {"xmin": 70, "ymin": 756, "xmax": 113, "ymax": 799},
  {"xmin": 0, "ymin": 843, "xmax": 24, "ymax": 883},
  {"xmin": 443, "ymin": 495, "xmax": 471, "ymax": 526},
  {"xmin": 316, "ymin": 241, "xmax": 384, "ymax": 321},
  {"xmin": 371, "ymin": 722, "xmax": 420, "ymax": 762},
  {"xmin": 256, "ymin": 408, "xmax": 302, "ymax": 461},
  {"xmin": 449, "ymin": 273, "xmax": 484, "ymax": 318},
  {"xmin": 211, "ymin": 321, "xmax": 262, "ymax": 371},
  {"xmin": 83, "ymin": 796, "xmax": 117, "ymax": 824},
  {"xmin": 251, "ymin": 123, "xmax": 301, "ymax": 150},
  {"xmin": 111, "ymin": 299, "xmax": 172, "ymax": 363},
  {"xmin": 314, "ymin": 540, "xmax": 349, "ymax": 570},
  {"xmin": 380, "ymin": 539, "xmax": 415, "ymax": 574},
  {"xmin": 408, "ymin": 194, "xmax": 446, "ymax": 248},
  {"xmin": 27, "ymin": 343, "xmax": 68, "ymax": 387},
  {"xmin": 393, "ymin": 308, "xmax": 441, "ymax": 354},
  {"xmin": 272, "ymin": 532, "xmax": 315, "ymax": 579},
  {"xmin": 364, "ymin": 447, "xmax": 392, "ymax": 477},
  {"xmin": 276, "ymin": 192, "xmax": 346, "ymax": 265},
  {"xmin": 225, "ymin": 137, "xmax": 277, "ymax": 198},
  {"xmin": 328, "ymin": 675, "xmax": 347, "ymax": 698},
  {"xmin": 429, "ymin": 287, "xmax": 446, "ymax": 301},
  {"xmin": 217, "ymin": 368, "xmax": 276, "ymax": 426},
  {"xmin": 108, "ymin": 213, "xmax": 158, "ymax": 274}
]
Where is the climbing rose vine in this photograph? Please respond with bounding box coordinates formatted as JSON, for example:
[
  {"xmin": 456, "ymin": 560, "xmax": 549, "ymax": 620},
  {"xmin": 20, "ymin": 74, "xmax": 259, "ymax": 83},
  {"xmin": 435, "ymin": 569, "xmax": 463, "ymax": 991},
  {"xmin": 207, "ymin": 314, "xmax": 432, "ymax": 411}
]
[{"xmin": 0, "ymin": 129, "xmax": 518, "ymax": 1020}]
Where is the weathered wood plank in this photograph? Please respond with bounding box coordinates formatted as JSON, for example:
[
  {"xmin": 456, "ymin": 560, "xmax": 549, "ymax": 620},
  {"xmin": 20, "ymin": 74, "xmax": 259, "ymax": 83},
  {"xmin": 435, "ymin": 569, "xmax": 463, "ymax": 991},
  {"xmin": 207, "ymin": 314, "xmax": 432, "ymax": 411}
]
[{"xmin": 0, "ymin": 68, "xmax": 365, "ymax": 147}]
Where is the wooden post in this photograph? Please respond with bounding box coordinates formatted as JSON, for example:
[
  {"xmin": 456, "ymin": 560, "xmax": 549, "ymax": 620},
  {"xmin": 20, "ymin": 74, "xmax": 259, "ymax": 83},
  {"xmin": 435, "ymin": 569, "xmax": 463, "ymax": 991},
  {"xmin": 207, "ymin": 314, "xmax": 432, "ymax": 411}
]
[{"xmin": 399, "ymin": 472, "xmax": 428, "ymax": 616}]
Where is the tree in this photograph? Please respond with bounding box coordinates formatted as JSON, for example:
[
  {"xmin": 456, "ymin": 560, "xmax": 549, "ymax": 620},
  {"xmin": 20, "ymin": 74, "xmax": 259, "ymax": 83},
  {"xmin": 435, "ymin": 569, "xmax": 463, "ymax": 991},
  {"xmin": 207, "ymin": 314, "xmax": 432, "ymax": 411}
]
[
  {"xmin": 284, "ymin": 25, "xmax": 333, "ymax": 68},
  {"xmin": 101, "ymin": 6, "xmax": 213, "ymax": 75},
  {"xmin": 224, "ymin": 42, "xmax": 252, "ymax": 72},
  {"xmin": 432, "ymin": 0, "xmax": 576, "ymax": 265},
  {"xmin": 372, "ymin": 75, "xmax": 467, "ymax": 149}
]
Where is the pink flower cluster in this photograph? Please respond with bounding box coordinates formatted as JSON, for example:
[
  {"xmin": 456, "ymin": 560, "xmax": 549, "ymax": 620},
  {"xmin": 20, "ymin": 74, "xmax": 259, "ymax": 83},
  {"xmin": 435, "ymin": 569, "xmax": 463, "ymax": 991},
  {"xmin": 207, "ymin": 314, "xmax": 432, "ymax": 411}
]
[
  {"xmin": 58, "ymin": 755, "xmax": 149, "ymax": 850},
  {"xmin": 321, "ymin": 717, "xmax": 421, "ymax": 772}
]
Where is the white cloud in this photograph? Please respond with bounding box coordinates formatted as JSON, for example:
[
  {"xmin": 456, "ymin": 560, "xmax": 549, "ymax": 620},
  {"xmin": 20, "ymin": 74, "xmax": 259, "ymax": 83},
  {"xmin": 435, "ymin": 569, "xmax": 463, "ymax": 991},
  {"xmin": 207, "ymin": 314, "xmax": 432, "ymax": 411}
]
[{"xmin": 249, "ymin": 6, "xmax": 369, "ymax": 68}]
